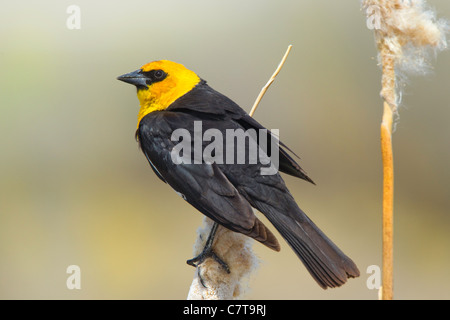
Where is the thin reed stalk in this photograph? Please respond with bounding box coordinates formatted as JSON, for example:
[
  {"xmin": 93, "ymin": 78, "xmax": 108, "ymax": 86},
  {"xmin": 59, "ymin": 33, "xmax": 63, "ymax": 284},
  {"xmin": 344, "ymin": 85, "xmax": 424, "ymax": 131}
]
[{"xmin": 362, "ymin": 0, "xmax": 448, "ymax": 300}]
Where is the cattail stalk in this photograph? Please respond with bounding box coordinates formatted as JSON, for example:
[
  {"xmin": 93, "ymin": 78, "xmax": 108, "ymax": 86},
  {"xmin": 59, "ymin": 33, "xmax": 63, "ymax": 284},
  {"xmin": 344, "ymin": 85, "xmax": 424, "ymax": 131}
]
[
  {"xmin": 381, "ymin": 101, "xmax": 394, "ymax": 300},
  {"xmin": 187, "ymin": 45, "xmax": 292, "ymax": 300},
  {"xmin": 380, "ymin": 37, "xmax": 397, "ymax": 300},
  {"xmin": 362, "ymin": 0, "xmax": 448, "ymax": 300}
]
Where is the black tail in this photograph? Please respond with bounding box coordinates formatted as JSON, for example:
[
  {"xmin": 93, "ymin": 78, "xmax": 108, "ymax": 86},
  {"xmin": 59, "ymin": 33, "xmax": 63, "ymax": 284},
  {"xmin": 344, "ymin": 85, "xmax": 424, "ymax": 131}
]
[{"xmin": 255, "ymin": 201, "xmax": 360, "ymax": 289}]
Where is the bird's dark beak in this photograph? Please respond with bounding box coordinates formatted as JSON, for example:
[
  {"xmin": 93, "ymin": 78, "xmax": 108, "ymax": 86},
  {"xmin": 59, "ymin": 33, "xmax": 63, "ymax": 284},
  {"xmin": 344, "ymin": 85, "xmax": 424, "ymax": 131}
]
[{"xmin": 117, "ymin": 69, "xmax": 148, "ymax": 88}]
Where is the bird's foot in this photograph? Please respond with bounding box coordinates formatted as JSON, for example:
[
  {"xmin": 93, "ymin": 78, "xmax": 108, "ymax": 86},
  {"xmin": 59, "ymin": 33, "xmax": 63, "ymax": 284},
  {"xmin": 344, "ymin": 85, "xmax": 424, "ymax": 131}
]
[
  {"xmin": 187, "ymin": 249, "xmax": 230, "ymax": 289},
  {"xmin": 186, "ymin": 248, "xmax": 230, "ymax": 274},
  {"xmin": 186, "ymin": 222, "xmax": 230, "ymax": 288}
]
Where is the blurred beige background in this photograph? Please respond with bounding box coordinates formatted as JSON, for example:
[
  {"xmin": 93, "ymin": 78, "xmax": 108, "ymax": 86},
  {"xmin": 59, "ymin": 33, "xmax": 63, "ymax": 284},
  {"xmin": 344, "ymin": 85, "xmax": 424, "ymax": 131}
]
[{"xmin": 0, "ymin": 0, "xmax": 449, "ymax": 300}]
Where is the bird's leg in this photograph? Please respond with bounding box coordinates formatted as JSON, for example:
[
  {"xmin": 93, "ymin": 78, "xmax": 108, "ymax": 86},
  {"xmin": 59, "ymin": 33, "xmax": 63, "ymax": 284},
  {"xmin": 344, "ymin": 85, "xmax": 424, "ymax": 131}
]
[{"xmin": 187, "ymin": 222, "xmax": 230, "ymax": 275}]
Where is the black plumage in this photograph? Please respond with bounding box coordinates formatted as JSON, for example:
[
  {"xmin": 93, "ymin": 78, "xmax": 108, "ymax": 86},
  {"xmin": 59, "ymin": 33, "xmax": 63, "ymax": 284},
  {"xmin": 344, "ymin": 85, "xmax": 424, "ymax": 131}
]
[{"xmin": 136, "ymin": 81, "xmax": 360, "ymax": 289}]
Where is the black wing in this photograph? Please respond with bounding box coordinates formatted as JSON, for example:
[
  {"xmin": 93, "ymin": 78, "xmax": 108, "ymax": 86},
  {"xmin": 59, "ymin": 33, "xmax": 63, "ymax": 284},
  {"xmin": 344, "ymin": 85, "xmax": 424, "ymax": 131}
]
[
  {"xmin": 137, "ymin": 111, "xmax": 280, "ymax": 251},
  {"xmin": 167, "ymin": 82, "xmax": 315, "ymax": 184}
]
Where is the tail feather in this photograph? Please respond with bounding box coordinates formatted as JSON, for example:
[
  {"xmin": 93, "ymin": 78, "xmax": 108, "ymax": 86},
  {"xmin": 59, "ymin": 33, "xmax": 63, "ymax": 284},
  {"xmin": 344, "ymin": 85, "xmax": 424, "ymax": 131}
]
[
  {"xmin": 245, "ymin": 217, "xmax": 281, "ymax": 252},
  {"xmin": 257, "ymin": 202, "xmax": 360, "ymax": 289},
  {"xmin": 280, "ymin": 226, "xmax": 345, "ymax": 288}
]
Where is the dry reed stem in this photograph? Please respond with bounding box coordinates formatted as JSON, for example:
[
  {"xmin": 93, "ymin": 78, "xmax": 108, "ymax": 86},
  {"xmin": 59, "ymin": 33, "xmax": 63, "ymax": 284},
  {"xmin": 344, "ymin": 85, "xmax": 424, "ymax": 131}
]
[
  {"xmin": 249, "ymin": 45, "xmax": 293, "ymax": 117},
  {"xmin": 379, "ymin": 39, "xmax": 396, "ymax": 300},
  {"xmin": 187, "ymin": 45, "xmax": 293, "ymax": 300},
  {"xmin": 362, "ymin": 0, "xmax": 448, "ymax": 300},
  {"xmin": 380, "ymin": 101, "xmax": 394, "ymax": 300}
]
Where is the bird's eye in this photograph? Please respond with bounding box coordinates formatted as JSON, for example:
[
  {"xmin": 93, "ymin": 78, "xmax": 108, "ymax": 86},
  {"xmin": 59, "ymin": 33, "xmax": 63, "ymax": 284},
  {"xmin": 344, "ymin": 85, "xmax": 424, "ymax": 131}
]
[
  {"xmin": 141, "ymin": 69, "xmax": 166, "ymax": 85},
  {"xmin": 153, "ymin": 70, "xmax": 165, "ymax": 79}
]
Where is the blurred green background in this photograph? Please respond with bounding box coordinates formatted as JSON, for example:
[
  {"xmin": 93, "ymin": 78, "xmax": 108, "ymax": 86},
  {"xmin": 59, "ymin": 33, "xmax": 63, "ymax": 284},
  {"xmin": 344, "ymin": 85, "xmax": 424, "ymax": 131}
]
[{"xmin": 1, "ymin": 0, "xmax": 449, "ymax": 300}]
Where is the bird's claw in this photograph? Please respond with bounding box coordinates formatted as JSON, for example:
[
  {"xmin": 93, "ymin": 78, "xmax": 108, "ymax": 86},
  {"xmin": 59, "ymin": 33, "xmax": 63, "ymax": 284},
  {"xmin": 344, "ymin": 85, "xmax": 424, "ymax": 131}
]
[{"xmin": 187, "ymin": 248, "xmax": 230, "ymax": 275}]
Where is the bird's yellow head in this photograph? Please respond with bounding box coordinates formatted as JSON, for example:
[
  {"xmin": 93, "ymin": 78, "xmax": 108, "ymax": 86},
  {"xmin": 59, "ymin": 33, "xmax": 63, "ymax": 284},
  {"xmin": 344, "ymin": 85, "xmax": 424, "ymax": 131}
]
[{"xmin": 117, "ymin": 60, "xmax": 201, "ymax": 127}]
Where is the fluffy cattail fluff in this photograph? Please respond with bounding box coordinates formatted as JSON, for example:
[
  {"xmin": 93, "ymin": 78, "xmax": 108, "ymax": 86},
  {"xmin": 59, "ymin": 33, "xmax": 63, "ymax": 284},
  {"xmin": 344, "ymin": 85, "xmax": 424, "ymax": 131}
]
[
  {"xmin": 362, "ymin": 0, "xmax": 449, "ymax": 112},
  {"xmin": 187, "ymin": 218, "xmax": 259, "ymax": 300}
]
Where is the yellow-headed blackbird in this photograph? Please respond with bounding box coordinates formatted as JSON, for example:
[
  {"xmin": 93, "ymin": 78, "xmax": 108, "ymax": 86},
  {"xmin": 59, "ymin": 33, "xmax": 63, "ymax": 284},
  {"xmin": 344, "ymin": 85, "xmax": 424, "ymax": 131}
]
[{"xmin": 117, "ymin": 60, "xmax": 359, "ymax": 288}]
